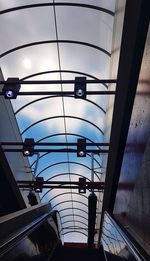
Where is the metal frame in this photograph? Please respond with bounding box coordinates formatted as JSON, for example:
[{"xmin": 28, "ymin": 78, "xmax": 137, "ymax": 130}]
[
  {"xmin": 0, "ymin": 1, "xmax": 116, "ymax": 244},
  {"xmin": 59, "ymin": 207, "xmax": 88, "ymax": 216},
  {"xmin": 0, "ymin": 90, "xmax": 116, "ymax": 96},
  {"xmin": 62, "ymin": 230, "xmax": 87, "ymax": 237},
  {"xmin": 61, "ymin": 226, "xmax": 88, "ymax": 233},
  {"xmin": 62, "ymin": 220, "xmax": 88, "ymax": 228},
  {"xmin": 51, "ymin": 200, "xmax": 88, "ymax": 210},
  {"xmin": 47, "ymin": 191, "xmax": 88, "ymax": 202},
  {"xmin": 36, "ymin": 161, "xmax": 101, "ymax": 181},
  {"xmin": 20, "ymin": 115, "xmax": 104, "ymax": 135},
  {"xmin": 61, "ymin": 214, "xmax": 88, "ymax": 222},
  {"xmin": 17, "ymin": 180, "xmax": 104, "ymax": 190},
  {"xmin": 1, "ymin": 141, "xmax": 109, "ymax": 146},
  {"xmin": 4, "ymin": 148, "xmax": 109, "ymax": 154},
  {"xmin": 0, "ymin": 40, "xmax": 111, "ymax": 58},
  {"xmin": 0, "ymin": 3, "xmax": 114, "ymax": 16},
  {"xmin": 47, "ymin": 173, "xmax": 91, "ymax": 183},
  {"xmin": 15, "ymin": 95, "xmax": 106, "ymax": 115},
  {"xmin": 30, "ymin": 132, "xmax": 103, "ymax": 169},
  {"xmin": 31, "ymin": 152, "xmax": 102, "ymax": 170},
  {"xmin": 21, "ymin": 70, "xmax": 109, "ymax": 89}
]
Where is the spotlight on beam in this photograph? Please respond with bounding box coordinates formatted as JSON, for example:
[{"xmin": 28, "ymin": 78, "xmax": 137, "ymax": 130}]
[
  {"xmin": 23, "ymin": 138, "xmax": 34, "ymax": 157},
  {"xmin": 77, "ymin": 138, "xmax": 86, "ymax": 157},
  {"xmin": 2, "ymin": 78, "xmax": 21, "ymax": 99},
  {"xmin": 74, "ymin": 77, "xmax": 86, "ymax": 99},
  {"xmin": 79, "ymin": 177, "xmax": 86, "ymax": 194},
  {"xmin": 34, "ymin": 177, "xmax": 44, "ymax": 193}
]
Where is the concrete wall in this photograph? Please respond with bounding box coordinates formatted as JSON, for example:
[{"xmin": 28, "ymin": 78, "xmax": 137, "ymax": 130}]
[
  {"xmin": 113, "ymin": 25, "xmax": 150, "ymax": 255},
  {"xmin": 0, "ymin": 68, "xmax": 40, "ymax": 207}
]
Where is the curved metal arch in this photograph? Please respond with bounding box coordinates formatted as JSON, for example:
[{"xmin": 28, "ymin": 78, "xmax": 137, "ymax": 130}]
[
  {"xmin": 61, "ymin": 214, "xmax": 88, "ymax": 222},
  {"xmin": 42, "ymin": 191, "xmax": 88, "ymax": 202},
  {"xmin": 59, "ymin": 207, "xmax": 88, "ymax": 215},
  {"xmin": 61, "ymin": 226, "xmax": 88, "ymax": 233},
  {"xmin": 31, "ymin": 132, "xmax": 102, "ymax": 168},
  {"xmin": 37, "ymin": 161, "xmax": 101, "ymax": 181},
  {"xmin": 21, "ymin": 70, "xmax": 108, "ymax": 89},
  {"xmin": 41, "ymin": 173, "xmax": 91, "ymax": 200},
  {"xmin": 31, "ymin": 152, "xmax": 101, "ymax": 171},
  {"xmin": 15, "ymin": 95, "xmax": 105, "ymax": 115},
  {"xmin": 48, "ymin": 173, "xmax": 91, "ymax": 182},
  {"xmin": 62, "ymin": 220, "xmax": 87, "ymax": 228},
  {"xmin": 51, "ymin": 200, "xmax": 88, "ymax": 211},
  {"xmin": 0, "ymin": 3, "xmax": 114, "ymax": 16},
  {"xmin": 21, "ymin": 115, "xmax": 104, "ymax": 135},
  {"xmin": 62, "ymin": 230, "xmax": 87, "ymax": 237},
  {"xmin": 0, "ymin": 40, "xmax": 111, "ymax": 59}
]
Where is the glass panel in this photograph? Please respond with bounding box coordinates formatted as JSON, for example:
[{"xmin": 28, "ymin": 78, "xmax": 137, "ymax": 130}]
[
  {"xmin": 101, "ymin": 212, "xmax": 137, "ymax": 260},
  {"xmin": 1, "ymin": 44, "xmax": 59, "ymax": 79},
  {"xmin": 0, "ymin": 0, "xmax": 53, "ymax": 10},
  {"xmin": 0, "ymin": 7, "xmax": 55, "ymax": 53},
  {"xmin": 59, "ymin": 43, "xmax": 110, "ymax": 79},
  {"xmin": 0, "ymin": 0, "xmax": 117, "ymax": 244},
  {"xmin": 56, "ymin": 6, "xmax": 114, "ymax": 52},
  {"xmin": 55, "ymin": 0, "xmax": 116, "ymax": 11}
]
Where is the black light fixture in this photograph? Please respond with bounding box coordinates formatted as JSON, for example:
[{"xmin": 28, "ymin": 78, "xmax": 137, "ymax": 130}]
[
  {"xmin": 27, "ymin": 191, "xmax": 38, "ymax": 206},
  {"xmin": 78, "ymin": 177, "xmax": 86, "ymax": 193},
  {"xmin": 23, "ymin": 138, "xmax": 35, "ymax": 156},
  {"xmin": 74, "ymin": 77, "xmax": 86, "ymax": 99},
  {"xmin": 34, "ymin": 177, "xmax": 44, "ymax": 193},
  {"xmin": 2, "ymin": 77, "xmax": 21, "ymax": 99},
  {"xmin": 77, "ymin": 138, "xmax": 86, "ymax": 157}
]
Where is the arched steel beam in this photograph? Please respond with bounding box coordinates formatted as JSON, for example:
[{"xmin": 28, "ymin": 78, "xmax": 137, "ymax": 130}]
[
  {"xmin": 62, "ymin": 231, "xmax": 87, "ymax": 237},
  {"xmin": 62, "ymin": 220, "xmax": 87, "ymax": 228},
  {"xmin": 0, "ymin": 3, "xmax": 114, "ymax": 16},
  {"xmin": 37, "ymin": 161, "xmax": 101, "ymax": 181},
  {"xmin": 59, "ymin": 207, "xmax": 88, "ymax": 215},
  {"xmin": 51, "ymin": 200, "xmax": 88, "ymax": 210},
  {"xmin": 0, "ymin": 40, "xmax": 111, "ymax": 58},
  {"xmin": 61, "ymin": 226, "xmax": 88, "ymax": 233},
  {"xmin": 21, "ymin": 115, "xmax": 104, "ymax": 135},
  {"xmin": 47, "ymin": 173, "xmax": 91, "ymax": 182},
  {"xmin": 61, "ymin": 214, "xmax": 88, "ymax": 222},
  {"xmin": 21, "ymin": 70, "xmax": 108, "ymax": 89},
  {"xmin": 31, "ymin": 152, "xmax": 101, "ymax": 170},
  {"xmin": 41, "ymin": 172, "xmax": 91, "ymax": 202},
  {"xmin": 15, "ymin": 95, "xmax": 105, "ymax": 115},
  {"xmin": 42, "ymin": 190, "xmax": 88, "ymax": 202},
  {"xmin": 37, "ymin": 133, "xmax": 102, "ymax": 147},
  {"xmin": 30, "ymin": 132, "xmax": 102, "ymax": 167}
]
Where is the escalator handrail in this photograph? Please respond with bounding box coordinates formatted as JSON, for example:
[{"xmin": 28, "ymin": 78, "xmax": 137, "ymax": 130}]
[
  {"xmin": 0, "ymin": 209, "xmax": 59, "ymax": 258},
  {"xmin": 104, "ymin": 211, "xmax": 146, "ymax": 261}
]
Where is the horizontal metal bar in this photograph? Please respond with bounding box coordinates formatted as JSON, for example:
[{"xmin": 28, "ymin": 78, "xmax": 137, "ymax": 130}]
[
  {"xmin": 0, "ymin": 91, "xmax": 116, "ymax": 96},
  {"xmin": 18, "ymin": 181, "xmax": 104, "ymax": 189},
  {"xmin": 0, "ymin": 79, "xmax": 117, "ymax": 85},
  {"xmin": 1, "ymin": 142, "xmax": 110, "ymax": 146},
  {"xmin": 17, "ymin": 181, "xmax": 104, "ymax": 186},
  {"xmin": 3, "ymin": 149, "xmax": 109, "ymax": 153},
  {"xmin": 18, "ymin": 185, "xmax": 104, "ymax": 190}
]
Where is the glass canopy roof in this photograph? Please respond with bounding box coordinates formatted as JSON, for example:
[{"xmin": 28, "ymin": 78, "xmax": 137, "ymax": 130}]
[{"xmin": 0, "ymin": 0, "xmax": 117, "ymax": 243}]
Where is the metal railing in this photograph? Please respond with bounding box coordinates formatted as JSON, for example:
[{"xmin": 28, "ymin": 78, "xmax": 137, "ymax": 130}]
[
  {"xmin": 0, "ymin": 204, "xmax": 62, "ymax": 259},
  {"xmin": 101, "ymin": 212, "xmax": 147, "ymax": 261}
]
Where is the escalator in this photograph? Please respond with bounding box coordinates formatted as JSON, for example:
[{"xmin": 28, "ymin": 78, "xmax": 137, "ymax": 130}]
[
  {"xmin": 0, "ymin": 203, "xmax": 61, "ymax": 261},
  {"xmin": 50, "ymin": 244, "xmax": 128, "ymax": 261},
  {"xmin": 0, "ymin": 203, "xmax": 147, "ymax": 261}
]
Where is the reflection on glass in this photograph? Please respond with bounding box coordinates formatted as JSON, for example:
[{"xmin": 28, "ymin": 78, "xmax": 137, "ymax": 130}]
[{"xmin": 101, "ymin": 212, "xmax": 137, "ymax": 260}]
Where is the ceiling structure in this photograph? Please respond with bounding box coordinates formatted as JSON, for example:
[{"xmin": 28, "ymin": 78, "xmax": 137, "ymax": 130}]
[{"xmin": 0, "ymin": 0, "xmax": 123, "ymax": 244}]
